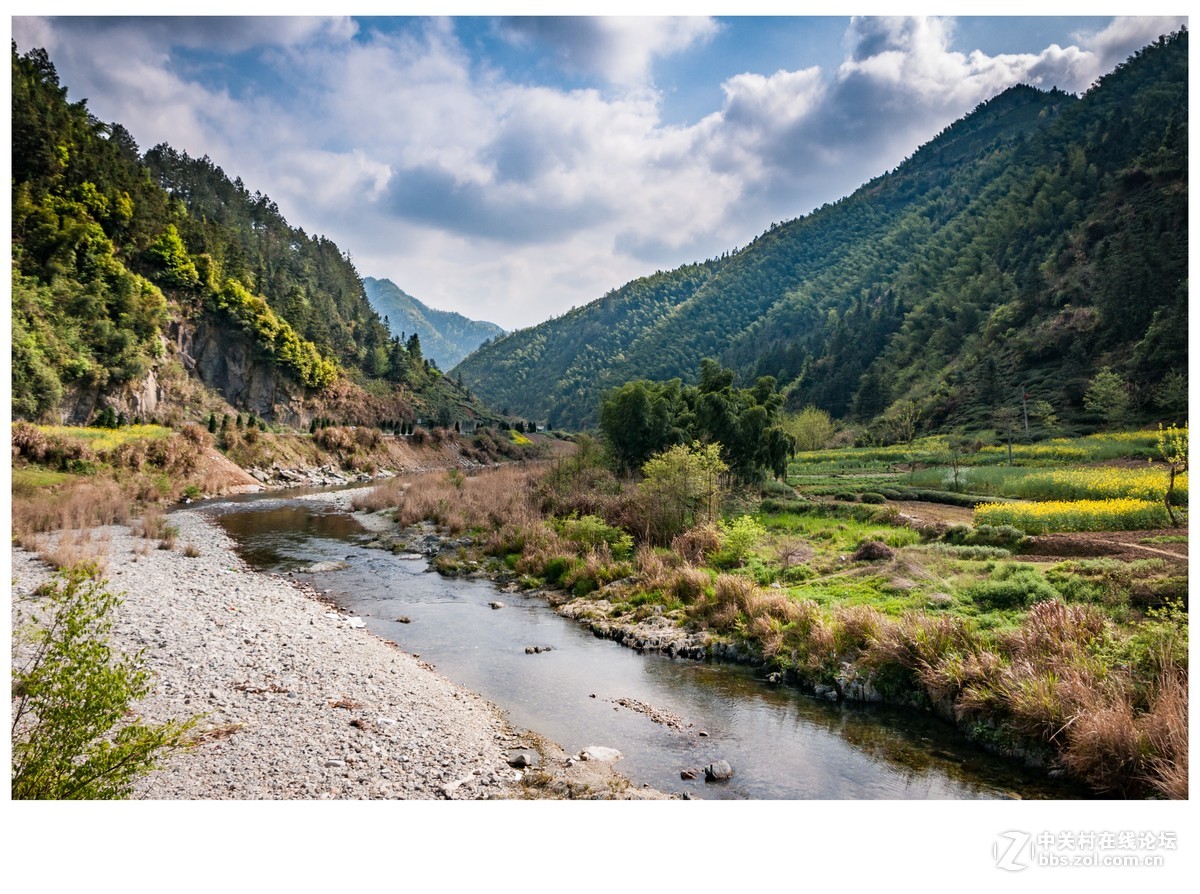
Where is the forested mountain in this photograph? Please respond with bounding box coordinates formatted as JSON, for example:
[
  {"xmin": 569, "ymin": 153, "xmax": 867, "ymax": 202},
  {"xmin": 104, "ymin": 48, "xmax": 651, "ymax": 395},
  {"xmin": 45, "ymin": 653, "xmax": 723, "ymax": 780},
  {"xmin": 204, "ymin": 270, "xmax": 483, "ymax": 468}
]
[
  {"xmin": 455, "ymin": 31, "xmax": 1187, "ymax": 434},
  {"xmin": 11, "ymin": 43, "xmax": 492, "ymax": 429},
  {"xmin": 362, "ymin": 277, "xmax": 504, "ymax": 371}
]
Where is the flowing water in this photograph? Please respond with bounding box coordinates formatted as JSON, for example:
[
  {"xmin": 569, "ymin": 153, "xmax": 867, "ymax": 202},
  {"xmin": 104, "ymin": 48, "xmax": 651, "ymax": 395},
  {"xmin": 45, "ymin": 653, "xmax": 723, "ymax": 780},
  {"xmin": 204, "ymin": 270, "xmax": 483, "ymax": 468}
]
[{"xmin": 203, "ymin": 490, "xmax": 1088, "ymax": 800}]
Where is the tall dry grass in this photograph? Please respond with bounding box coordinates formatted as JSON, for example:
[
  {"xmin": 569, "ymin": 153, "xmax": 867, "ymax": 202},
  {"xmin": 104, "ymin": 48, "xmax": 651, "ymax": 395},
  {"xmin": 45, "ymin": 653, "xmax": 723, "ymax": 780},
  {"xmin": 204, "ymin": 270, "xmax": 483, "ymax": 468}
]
[
  {"xmin": 381, "ymin": 465, "xmax": 544, "ymax": 535},
  {"xmin": 11, "ymin": 478, "xmax": 134, "ymax": 535},
  {"xmin": 672, "ymin": 524, "xmax": 722, "ymax": 565},
  {"xmin": 1138, "ymin": 667, "xmax": 1188, "ymax": 799},
  {"xmin": 28, "ymin": 529, "xmax": 110, "ymax": 577},
  {"xmin": 1058, "ymin": 663, "xmax": 1188, "ymax": 798},
  {"xmin": 350, "ymin": 476, "xmax": 408, "ymax": 512}
]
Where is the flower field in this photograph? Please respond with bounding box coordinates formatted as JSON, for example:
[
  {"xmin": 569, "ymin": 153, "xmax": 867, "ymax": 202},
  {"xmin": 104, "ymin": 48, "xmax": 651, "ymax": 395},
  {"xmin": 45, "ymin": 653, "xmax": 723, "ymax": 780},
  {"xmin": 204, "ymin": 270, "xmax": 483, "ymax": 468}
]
[{"xmin": 974, "ymin": 498, "xmax": 1172, "ymax": 534}]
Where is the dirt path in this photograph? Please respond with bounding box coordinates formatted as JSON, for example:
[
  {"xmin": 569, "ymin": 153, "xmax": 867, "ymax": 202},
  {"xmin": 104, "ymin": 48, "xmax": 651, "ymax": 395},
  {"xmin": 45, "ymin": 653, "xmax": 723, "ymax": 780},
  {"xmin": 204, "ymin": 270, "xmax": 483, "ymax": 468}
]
[{"xmin": 1023, "ymin": 529, "xmax": 1188, "ymax": 566}]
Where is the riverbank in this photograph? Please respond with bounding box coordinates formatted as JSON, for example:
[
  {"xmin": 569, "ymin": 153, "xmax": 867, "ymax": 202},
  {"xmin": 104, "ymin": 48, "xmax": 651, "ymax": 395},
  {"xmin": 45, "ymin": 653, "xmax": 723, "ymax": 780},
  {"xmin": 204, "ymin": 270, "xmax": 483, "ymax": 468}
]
[
  {"xmin": 10, "ymin": 505, "xmax": 670, "ymax": 800},
  {"xmin": 340, "ymin": 470, "xmax": 1185, "ymax": 799}
]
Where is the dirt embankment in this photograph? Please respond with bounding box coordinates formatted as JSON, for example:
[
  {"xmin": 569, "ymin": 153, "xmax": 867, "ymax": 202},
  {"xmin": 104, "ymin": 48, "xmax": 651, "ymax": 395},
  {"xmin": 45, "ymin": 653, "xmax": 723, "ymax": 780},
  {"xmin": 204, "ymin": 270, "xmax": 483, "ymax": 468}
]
[{"xmin": 203, "ymin": 430, "xmax": 566, "ymax": 496}]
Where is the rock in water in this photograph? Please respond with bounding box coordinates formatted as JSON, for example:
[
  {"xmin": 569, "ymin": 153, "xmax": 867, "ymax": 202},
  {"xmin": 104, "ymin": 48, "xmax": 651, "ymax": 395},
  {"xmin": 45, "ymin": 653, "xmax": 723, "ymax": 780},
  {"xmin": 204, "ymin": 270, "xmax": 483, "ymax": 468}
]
[
  {"xmin": 306, "ymin": 560, "xmax": 349, "ymax": 573},
  {"xmin": 580, "ymin": 746, "xmax": 623, "ymax": 763},
  {"xmin": 489, "ymin": 601, "xmax": 505, "ymax": 609},
  {"xmin": 704, "ymin": 760, "xmax": 734, "ymax": 781}
]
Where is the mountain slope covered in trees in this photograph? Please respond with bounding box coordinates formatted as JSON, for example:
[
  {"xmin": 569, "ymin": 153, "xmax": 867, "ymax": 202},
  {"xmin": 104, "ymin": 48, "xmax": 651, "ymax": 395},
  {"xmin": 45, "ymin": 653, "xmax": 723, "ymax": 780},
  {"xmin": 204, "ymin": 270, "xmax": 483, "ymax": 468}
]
[
  {"xmin": 362, "ymin": 277, "xmax": 504, "ymax": 371},
  {"xmin": 454, "ymin": 31, "xmax": 1187, "ymax": 434},
  {"xmin": 11, "ymin": 43, "xmax": 494, "ymax": 430}
]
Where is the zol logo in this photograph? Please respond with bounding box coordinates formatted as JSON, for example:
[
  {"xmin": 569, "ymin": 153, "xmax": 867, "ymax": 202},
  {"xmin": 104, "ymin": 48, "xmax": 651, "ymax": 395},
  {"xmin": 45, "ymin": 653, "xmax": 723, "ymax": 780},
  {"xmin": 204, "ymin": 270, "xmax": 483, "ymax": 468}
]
[{"xmin": 994, "ymin": 831, "xmax": 1033, "ymax": 871}]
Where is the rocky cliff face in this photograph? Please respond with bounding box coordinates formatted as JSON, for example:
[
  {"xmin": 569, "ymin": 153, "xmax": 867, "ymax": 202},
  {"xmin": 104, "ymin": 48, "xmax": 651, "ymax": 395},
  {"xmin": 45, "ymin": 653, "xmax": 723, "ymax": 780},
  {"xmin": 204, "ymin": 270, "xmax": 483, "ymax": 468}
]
[
  {"xmin": 57, "ymin": 316, "xmax": 416, "ymax": 430},
  {"xmin": 170, "ymin": 318, "xmax": 307, "ymax": 425},
  {"xmin": 58, "ymin": 365, "xmax": 163, "ymax": 426}
]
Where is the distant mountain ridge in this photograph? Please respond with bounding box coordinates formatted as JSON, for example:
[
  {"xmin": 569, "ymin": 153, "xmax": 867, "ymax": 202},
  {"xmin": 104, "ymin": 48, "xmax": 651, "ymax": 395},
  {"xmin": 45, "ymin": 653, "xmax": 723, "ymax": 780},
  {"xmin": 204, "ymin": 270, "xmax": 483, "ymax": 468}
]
[
  {"xmin": 363, "ymin": 277, "xmax": 504, "ymax": 371},
  {"xmin": 454, "ymin": 31, "xmax": 1187, "ymax": 433}
]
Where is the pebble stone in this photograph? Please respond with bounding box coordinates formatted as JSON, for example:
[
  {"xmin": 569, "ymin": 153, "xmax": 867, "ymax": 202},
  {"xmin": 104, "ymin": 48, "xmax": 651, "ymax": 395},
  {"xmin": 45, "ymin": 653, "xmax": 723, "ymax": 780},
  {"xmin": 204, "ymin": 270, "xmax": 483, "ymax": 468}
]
[{"xmin": 10, "ymin": 509, "xmax": 529, "ymax": 800}]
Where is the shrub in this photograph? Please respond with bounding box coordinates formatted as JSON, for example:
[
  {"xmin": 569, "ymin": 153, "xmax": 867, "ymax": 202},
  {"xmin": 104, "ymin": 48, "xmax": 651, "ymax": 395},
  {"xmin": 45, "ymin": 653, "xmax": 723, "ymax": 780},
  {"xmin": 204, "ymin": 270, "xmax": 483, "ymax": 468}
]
[
  {"xmin": 672, "ymin": 524, "xmax": 722, "ymax": 565},
  {"xmin": 711, "ymin": 515, "xmax": 766, "ymax": 568},
  {"xmin": 760, "ymin": 497, "xmax": 813, "ymax": 513},
  {"xmin": 924, "ymin": 543, "xmax": 1013, "ymax": 560},
  {"xmin": 669, "ymin": 565, "xmax": 710, "ymax": 604},
  {"xmin": 943, "ymin": 523, "xmax": 1028, "ymax": 550},
  {"xmin": 543, "ymin": 556, "xmax": 572, "ymax": 585},
  {"xmin": 313, "ymin": 425, "xmax": 355, "ymax": 452},
  {"xmin": 556, "ymin": 514, "xmax": 633, "ymax": 560},
  {"xmin": 963, "ymin": 564, "xmax": 1059, "ymax": 610},
  {"xmin": 861, "ymin": 492, "xmax": 886, "ymax": 505},
  {"xmin": 11, "ymin": 569, "xmax": 194, "ymax": 798}
]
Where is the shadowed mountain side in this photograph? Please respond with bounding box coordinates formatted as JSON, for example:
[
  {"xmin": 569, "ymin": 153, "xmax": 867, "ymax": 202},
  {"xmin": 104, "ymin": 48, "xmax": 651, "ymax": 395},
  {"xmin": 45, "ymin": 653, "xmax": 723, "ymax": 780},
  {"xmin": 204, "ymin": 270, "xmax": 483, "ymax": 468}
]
[{"xmin": 364, "ymin": 277, "xmax": 504, "ymax": 372}]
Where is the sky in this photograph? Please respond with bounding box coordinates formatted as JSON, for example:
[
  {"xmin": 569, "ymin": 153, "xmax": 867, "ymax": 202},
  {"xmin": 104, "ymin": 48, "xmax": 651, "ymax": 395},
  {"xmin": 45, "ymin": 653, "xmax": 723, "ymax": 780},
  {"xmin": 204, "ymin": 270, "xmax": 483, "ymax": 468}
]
[{"xmin": 8, "ymin": 8, "xmax": 1189, "ymax": 332}]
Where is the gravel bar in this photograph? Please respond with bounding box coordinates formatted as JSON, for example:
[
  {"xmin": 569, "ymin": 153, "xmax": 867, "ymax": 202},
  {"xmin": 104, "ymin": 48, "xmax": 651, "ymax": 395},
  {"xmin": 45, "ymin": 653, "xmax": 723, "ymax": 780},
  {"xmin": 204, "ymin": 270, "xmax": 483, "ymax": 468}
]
[{"xmin": 10, "ymin": 509, "xmax": 526, "ymax": 800}]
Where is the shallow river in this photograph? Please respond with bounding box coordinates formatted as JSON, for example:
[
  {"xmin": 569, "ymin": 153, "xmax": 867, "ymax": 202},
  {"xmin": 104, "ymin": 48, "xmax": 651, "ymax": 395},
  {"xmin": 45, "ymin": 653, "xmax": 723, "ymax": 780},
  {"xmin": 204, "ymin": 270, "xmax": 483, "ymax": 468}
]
[{"xmin": 204, "ymin": 491, "xmax": 1088, "ymax": 800}]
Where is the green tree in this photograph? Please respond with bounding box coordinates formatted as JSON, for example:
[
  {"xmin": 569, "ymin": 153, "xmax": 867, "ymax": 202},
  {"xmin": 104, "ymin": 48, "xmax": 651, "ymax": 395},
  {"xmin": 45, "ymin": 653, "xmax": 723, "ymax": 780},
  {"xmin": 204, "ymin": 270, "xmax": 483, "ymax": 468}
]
[
  {"xmin": 1084, "ymin": 367, "xmax": 1131, "ymax": 429},
  {"xmin": 887, "ymin": 400, "xmax": 922, "ymax": 446},
  {"xmin": 992, "ymin": 406, "xmax": 1021, "ymax": 466},
  {"xmin": 405, "ymin": 332, "xmax": 423, "ymax": 364},
  {"xmin": 599, "ymin": 379, "xmax": 686, "ymax": 475},
  {"xmin": 638, "ymin": 441, "xmax": 727, "ymax": 544},
  {"xmin": 144, "ymin": 224, "xmax": 200, "ymax": 288},
  {"xmin": 1156, "ymin": 423, "xmax": 1188, "ymax": 527},
  {"xmin": 1154, "ymin": 370, "xmax": 1187, "ymax": 423},
  {"xmin": 12, "ymin": 568, "xmax": 194, "ymax": 799},
  {"xmin": 783, "ymin": 406, "xmax": 837, "ymax": 452}
]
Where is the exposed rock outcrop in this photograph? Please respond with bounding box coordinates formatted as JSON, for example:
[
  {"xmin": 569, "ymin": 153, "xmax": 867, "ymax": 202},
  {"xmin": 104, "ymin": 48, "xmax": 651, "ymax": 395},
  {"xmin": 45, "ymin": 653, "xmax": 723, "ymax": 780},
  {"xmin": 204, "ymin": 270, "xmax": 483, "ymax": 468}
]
[{"xmin": 171, "ymin": 319, "xmax": 305, "ymax": 425}]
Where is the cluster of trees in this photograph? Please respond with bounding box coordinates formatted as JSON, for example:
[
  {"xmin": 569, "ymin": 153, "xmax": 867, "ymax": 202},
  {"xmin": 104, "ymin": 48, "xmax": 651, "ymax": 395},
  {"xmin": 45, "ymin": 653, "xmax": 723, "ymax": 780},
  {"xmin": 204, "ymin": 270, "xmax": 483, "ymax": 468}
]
[
  {"xmin": 598, "ymin": 360, "xmax": 794, "ymax": 482},
  {"xmin": 12, "ymin": 43, "xmax": 497, "ymax": 429},
  {"xmin": 10, "ymin": 45, "xmax": 343, "ymax": 418},
  {"xmin": 453, "ymin": 262, "xmax": 723, "ymax": 429},
  {"xmin": 459, "ymin": 31, "xmax": 1188, "ymax": 437},
  {"xmin": 11, "ymin": 47, "xmax": 173, "ymax": 418}
]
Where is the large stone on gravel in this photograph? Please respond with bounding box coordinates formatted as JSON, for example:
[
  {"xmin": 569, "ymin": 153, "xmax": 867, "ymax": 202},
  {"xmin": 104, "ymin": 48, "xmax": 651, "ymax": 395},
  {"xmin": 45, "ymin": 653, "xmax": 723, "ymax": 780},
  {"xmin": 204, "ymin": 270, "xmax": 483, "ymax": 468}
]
[
  {"xmin": 305, "ymin": 560, "xmax": 349, "ymax": 573},
  {"xmin": 506, "ymin": 749, "xmax": 540, "ymax": 769}
]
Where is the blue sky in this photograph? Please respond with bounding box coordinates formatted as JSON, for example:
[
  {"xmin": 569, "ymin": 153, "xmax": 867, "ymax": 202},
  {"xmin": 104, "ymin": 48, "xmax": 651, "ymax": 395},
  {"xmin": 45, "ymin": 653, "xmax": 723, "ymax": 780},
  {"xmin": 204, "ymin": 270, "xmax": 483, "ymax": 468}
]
[{"xmin": 8, "ymin": 10, "xmax": 1187, "ymax": 330}]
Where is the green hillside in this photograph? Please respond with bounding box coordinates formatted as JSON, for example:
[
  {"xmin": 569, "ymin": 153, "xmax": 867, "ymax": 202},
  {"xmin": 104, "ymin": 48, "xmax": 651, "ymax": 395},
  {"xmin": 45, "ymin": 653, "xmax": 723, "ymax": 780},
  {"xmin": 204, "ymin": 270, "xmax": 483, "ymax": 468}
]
[
  {"xmin": 454, "ymin": 31, "xmax": 1187, "ymax": 435},
  {"xmin": 362, "ymin": 277, "xmax": 504, "ymax": 371},
  {"xmin": 11, "ymin": 44, "xmax": 494, "ymax": 430}
]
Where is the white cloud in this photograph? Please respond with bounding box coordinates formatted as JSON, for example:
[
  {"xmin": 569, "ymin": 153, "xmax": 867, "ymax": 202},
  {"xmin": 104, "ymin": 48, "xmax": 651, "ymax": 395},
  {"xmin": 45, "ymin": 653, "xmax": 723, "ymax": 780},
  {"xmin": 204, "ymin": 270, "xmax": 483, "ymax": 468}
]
[
  {"xmin": 496, "ymin": 16, "xmax": 719, "ymax": 87},
  {"xmin": 10, "ymin": 15, "xmax": 1187, "ymax": 330},
  {"xmin": 1076, "ymin": 16, "xmax": 1187, "ymax": 77}
]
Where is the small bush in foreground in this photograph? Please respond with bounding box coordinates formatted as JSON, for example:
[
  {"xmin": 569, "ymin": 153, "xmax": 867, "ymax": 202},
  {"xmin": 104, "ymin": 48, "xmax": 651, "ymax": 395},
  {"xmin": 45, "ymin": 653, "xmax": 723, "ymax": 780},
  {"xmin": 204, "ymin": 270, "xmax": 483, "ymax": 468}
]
[{"xmin": 12, "ymin": 569, "xmax": 194, "ymax": 799}]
